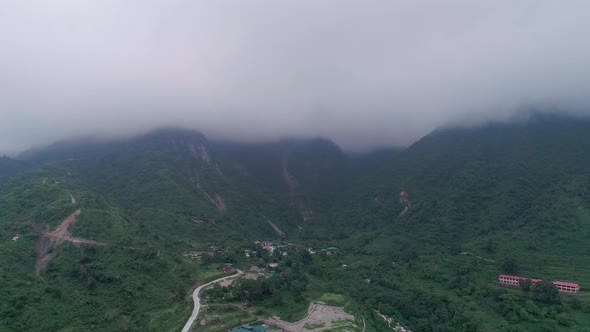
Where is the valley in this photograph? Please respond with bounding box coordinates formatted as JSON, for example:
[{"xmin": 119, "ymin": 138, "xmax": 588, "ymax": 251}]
[
  {"xmin": 1, "ymin": 115, "xmax": 590, "ymax": 331},
  {"xmin": 3, "ymin": 1, "xmax": 589, "ymax": 330}
]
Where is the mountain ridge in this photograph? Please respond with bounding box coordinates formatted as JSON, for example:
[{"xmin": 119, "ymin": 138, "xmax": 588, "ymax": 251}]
[{"xmin": 1, "ymin": 113, "xmax": 590, "ymax": 331}]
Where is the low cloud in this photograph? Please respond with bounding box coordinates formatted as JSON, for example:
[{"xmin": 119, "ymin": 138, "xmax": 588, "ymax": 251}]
[{"xmin": 1, "ymin": 1, "xmax": 590, "ymax": 153}]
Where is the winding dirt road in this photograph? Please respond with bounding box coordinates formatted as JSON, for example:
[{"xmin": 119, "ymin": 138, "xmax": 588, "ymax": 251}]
[
  {"xmin": 460, "ymin": 251, "xmax": 495, "ymax": 263},
  {"xmin": 181, "ymin": 270, "xmax": 243, "ymax": 332},
  {"xmin": 35, "ymin": 209, "xmax": 106, "ymax": 275}
]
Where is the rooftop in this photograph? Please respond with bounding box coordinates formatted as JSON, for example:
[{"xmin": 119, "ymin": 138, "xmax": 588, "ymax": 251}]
[{"xmin": 499, "ymin": 275, "xmax": 579, "ymax": 287}]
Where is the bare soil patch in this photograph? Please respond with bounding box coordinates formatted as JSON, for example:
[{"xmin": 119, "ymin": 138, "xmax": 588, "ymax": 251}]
[
  {"xmin": 265, "ymin": 303, "xmax": 357, "ymax": 332},
  {"xmin": 35, "ymin": 209, "xmax": 106, "ymax": 275},
  {"xmin": 218, "ymin": 277, "xmax": 238, "ymax": 288},
  {"xmin": 281, "ymin": 156, "xmax": 299, "ymax": 191},
  {"xmin": 399, "ymin": 191, "xmax": 411, "ymax": 217},
  {"xmin": 243, "ymin": 265, "xmax": 267, "ymax": 280},
  {"xmin": 262, "ymin": 214, "xmax": 286, "ymax": 238}
]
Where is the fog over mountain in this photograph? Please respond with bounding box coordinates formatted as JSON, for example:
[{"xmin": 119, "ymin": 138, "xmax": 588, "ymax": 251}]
[{"xmin": 1, "ymin": 1, "xmax": 590, "ymax": 153}]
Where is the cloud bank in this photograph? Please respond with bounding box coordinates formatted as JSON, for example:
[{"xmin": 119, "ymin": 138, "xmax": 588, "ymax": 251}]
[{"xmin": 1, "ymin": 1, "xmax": 590, "ymax": 152}]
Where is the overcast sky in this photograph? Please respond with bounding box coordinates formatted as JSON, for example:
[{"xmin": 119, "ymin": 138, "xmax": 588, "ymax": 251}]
[{"xmin": 1, "ymin": 1, "xmax": 590, "ymax": 153}]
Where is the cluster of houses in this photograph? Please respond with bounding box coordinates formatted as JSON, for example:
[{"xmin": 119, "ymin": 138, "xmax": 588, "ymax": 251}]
[
  {"xmin": 243, "ymin": 249, "xmax": 258, "ymax": 258},
  {"xmin": 183, "ymin": 251, "xmax": 205, "ymax": 259},
  {"xmin": 183, "ymin": 242, "xmax": 339, "ymax": 279},
  {"xmin": 498, "ymin": 274, "xmax": 581, "ymax": 293},
  {"xmin": 245, "ymin": 241, "xmax": 293, "ymax": 258},
  {"xmin": 243, "ymin": 242, "xmax": 340, "ymax": 260},
  {"xmin": 183, "ymin": 246, "xmax": 225, "ymax": 260},
  {"xmin": 184, "ymin": 242, "xmax": 339, "ymax": 262}
]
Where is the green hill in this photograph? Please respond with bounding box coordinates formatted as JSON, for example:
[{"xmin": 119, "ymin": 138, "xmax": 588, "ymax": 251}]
[
  {"xmin": 310, "ymin": 114, "xmax": 590, "ymax": 331},
  {"xmin": 0, "ymin": 156, "xmax": 29, "ymax": 180},
  {"xmin": 1, "ymin": 114, "xmax": 590, "ymax": 331}
]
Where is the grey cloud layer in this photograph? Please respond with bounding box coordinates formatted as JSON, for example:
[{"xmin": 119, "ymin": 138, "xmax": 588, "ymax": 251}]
[{"xmin": 1, "ymin": 1, "xmax": 590, "ymax": 152}]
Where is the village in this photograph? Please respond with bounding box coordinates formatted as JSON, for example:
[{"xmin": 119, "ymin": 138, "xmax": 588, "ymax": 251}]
[
  {"xmin": 182, "ymin": 240, "xmax": 338, "ymax": 277},
  {"xmin": 180, "ymin": 240, "xmax": 352, "ymax": 332},
  {"xmin": 178, "ymin": 238, "xmax": 584, "ymax": 332}
]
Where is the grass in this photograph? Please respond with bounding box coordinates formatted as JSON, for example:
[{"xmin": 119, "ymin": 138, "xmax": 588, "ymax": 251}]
[
  {"xmin": 199, "ymin": 303, "xmax": 258, "ymax": 332},
  {"xmin": 317, "ymin": 293, "xmax": 347, "ymax": 306},
  {"xmin": 304, "ymin": 322, "xmax": 326, "ymax": 330},
  {"xmin": 148, "ymin": 303, "xmax": 190, "ymax": 332}
]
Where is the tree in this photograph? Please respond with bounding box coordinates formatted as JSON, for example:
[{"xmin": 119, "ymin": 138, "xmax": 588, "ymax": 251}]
[
  {"xmin": 519, "ymin": 278, "xmax": 532, "ymax": 293},
  {"xmin": 301, "ymin": 250, "xmax": 313, "ymax": 265},
  {"xmin": 532, "ymin": 280, "xmax": 560, "ymax": 304},
  {"xmin": 485, "ymin": 240, "xmax": 497, "ymax": 254},
  {"xmin": 400, "ymin": 246, "xmax": 417, "ymax": 264},
  {"xmin": 270, "ymin": 291, "xmax": 282, "ymax": 306},
  {"xmin": 502, "ymin": 256, "xmax": 519, "ymax": 273},
  {"xmin": 556, "ymin": 313, "xmax": 571, "ymax": 327}
]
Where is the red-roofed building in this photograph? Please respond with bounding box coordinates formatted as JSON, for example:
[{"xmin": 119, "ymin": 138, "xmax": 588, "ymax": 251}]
[
  {"xmin": 553, "ymin": 281, "xmax": 581, "ymax": 293},
  {"xmin": 262, "ymin": 245, "xmax": 276, "ymax": 254},
  {"xmin": 498, "ymin": 275, "xmax": 580, "ymax": 293}
]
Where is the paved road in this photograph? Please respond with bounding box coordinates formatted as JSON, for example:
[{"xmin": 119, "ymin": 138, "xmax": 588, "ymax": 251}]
[{"xmin": 181, "ymin": 270, "xmax": 243, "ymax": 332}]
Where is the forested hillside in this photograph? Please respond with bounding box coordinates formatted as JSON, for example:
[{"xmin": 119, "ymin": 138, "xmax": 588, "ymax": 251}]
[
  {"xmin": 1, "ymin": 114, "xmax": 590, "ymax": 331},
  {"xmin": 309, "ymin": 114, "xmax": 590, "ymax": 331},
  {"xmin": 0, "ymin": 128, "xmax": 358, "ymax": 331},
  {"xmin": 0, "ymin": 156, "xmax": 29, "ymax": 180}
]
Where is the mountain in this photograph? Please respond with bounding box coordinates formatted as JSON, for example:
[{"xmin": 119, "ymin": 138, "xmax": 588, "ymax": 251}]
[
  {"xmin": 1, "ymin": 114, "xmax": 590, "ymax": 331},
  {"xmin": 0, "ymin": 128, "xmax": 359, "ymax": 331},
  {"xmin": 0, "ymin": 156, "xmax": 29, "ymax": 180},
  {"xmin": 314, "ymin": 114, "xmax": 590, "ymax": 331},
  {"xmin": 211, "ymin": 138, "xmax": 350, "ymax": 222}
]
